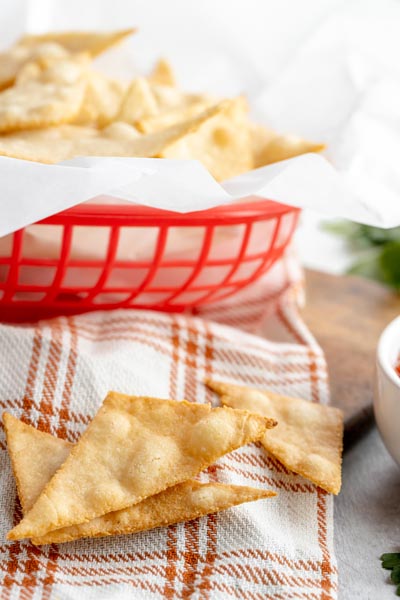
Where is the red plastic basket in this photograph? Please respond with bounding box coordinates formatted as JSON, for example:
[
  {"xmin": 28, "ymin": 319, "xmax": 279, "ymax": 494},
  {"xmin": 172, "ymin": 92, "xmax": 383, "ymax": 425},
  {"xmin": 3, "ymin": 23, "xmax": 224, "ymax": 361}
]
[{"xmin": 0, "ymin": 198, "xmax": 299, "ymax": 321}]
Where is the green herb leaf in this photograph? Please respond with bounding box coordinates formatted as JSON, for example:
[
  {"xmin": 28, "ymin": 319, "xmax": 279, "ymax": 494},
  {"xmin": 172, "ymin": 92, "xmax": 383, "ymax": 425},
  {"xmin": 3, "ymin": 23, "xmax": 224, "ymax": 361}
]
[
  {"xmin": 380, "ymin": 242, "xmax": 400, "ymax": 289},
  {"xmin": 359, "ymin": 225, "xmax": 400, "ymax": 246},
  {"xmin": 381, "ymin": 553, "xmax": 400, "ymax": 570},
  {"xmin": 323, "ymin": 220, "xmax": 400, "ymax": 247},
  {"xmin": 392, "ymin": 566, "xmax": 400, "ymax": 585},
  {"xmin": 380, "ymin": 552, "xmax": 400, "ymax": 596},
  {"xmin": 323, "ymin": 220, "xmax": 400, "ymax": 290},
  {"xmin": 322, "ymin": 220, "xmax": 360, "ymax": 238},
  {"xmin": 346, "ymin": 253, "xmax": 383, "ymax": 282}
]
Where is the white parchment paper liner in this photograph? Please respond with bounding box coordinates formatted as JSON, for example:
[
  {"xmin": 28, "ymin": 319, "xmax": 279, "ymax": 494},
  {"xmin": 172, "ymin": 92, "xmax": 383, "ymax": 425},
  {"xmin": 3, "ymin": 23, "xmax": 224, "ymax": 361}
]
[{"xmin": 1, "ymin": 0, "xmax": 400, "ymax": 239}]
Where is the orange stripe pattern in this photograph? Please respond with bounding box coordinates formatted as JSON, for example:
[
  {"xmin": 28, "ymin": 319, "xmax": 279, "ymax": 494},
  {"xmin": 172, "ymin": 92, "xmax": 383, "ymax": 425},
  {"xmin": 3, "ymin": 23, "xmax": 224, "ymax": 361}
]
[{"xmin": 0, "ymin": 254, "xmax": 337, "ymax": 599}]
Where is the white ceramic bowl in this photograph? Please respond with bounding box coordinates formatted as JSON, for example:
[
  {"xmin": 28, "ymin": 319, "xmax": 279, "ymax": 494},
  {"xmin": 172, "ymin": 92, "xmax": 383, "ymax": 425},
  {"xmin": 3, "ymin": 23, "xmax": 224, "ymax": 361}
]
[{"xmin": 375, "ymin": 315, "xmax": 400, "ymax": 465}]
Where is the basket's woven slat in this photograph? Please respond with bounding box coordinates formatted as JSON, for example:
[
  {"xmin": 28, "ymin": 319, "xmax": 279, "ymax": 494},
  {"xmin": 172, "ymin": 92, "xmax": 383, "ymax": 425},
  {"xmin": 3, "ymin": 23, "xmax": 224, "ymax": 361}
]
[
  {"xmin": 0, "ymin": 251, "xmax": 279, "ymax": 271},
  {"xmin": 196, "ymin": 214, "xmax": 285, "ymax": 305},
  {"xmin": 163, "ymin": 226, "xmax": 215, "ymax": 306},
  {"xmin": 85, "ymin": 226, "xmax": 121, "ymax": 302},
  {"xmin": 125, "ymin": 226, "xmax": 169, "ymax": 305},
  {"xmin": 2, "ymin": 230, "xmax": 23, "ymax": 302},
  {"xmin": 194, "ymin": 222, "xmax": 254, "ymax": 306},
  {"xmin": 43, "ymin": 225, "xmax": 73, "ymax": 303}
]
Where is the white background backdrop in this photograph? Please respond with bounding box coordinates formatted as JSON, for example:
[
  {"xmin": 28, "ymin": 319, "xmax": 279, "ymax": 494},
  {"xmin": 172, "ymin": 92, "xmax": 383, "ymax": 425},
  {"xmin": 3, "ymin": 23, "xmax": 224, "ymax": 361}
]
[
  {"xmin": 1, "ymin": 5, "xmax": 399, "ymax": 599},
  {"xmin": 2, "ymin": 0, "xmax": 400, "ymax": 271}
]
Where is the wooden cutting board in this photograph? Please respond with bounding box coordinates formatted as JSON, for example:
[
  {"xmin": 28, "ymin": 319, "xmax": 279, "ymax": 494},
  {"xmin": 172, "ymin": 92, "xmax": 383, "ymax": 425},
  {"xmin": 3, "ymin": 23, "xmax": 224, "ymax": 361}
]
[{"xmin": 302, "ymin": 269, "xmax": 400, "ymax": 446}]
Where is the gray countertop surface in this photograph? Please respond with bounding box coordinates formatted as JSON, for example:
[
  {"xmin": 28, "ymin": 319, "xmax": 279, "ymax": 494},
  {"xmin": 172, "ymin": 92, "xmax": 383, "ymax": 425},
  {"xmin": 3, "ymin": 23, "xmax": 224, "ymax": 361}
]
[{"xmin": 335, "ymin": 426, "xmax": 400, "ymax": 599}]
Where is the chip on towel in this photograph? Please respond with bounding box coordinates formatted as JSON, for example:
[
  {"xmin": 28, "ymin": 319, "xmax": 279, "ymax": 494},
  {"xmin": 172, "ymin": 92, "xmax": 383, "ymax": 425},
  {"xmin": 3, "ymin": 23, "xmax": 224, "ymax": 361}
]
[
  {"xmin": 8, "ymin": 392, "xmax": 275, "ymax": 540},
  {"xmin": 19, "ymin": 28, "xmax": 136, "ymax": 58},
  {"xmin": 0, "ymin": 53, "xmax": 89, "ymax": 133},
  {"xmin": 206, "ymin": 380, "xmax": 343, "ymax": 495},
  {"xmin": 3, "ymin": 413, "xmax": 72, "ymax": 513},
  {"xmin": 0, "ymin": 102, "xmax": 226, "ymax": 163},
  {"xmin": 148, "ymin": 58, "xmax": 176, "ymax": 87},
  {"xmin": 161, "ymin": 97, "xmax": 253, "ymax": 181},
  {"xmin": 3, "ymin": 413, "xmax": 275, "ymax": 544},
  {"xmin": 34, "ymin": 479, "xmax": 275, "ymax": 545}
]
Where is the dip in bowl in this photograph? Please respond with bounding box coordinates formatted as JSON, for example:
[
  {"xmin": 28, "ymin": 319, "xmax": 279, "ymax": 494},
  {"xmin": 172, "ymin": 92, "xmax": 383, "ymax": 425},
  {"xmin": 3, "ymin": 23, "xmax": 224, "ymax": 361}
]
[{"xmin": 375, "ymin": 315, "xmax": 400, "ymax": 466}]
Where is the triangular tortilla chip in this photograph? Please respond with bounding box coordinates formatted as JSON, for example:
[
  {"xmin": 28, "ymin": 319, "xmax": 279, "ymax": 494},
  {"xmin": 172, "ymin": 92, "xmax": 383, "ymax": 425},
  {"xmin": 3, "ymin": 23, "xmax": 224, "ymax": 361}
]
[
  {"xmin": 0, "ymin": 53, "xmax": 89, "ymax": 133},
  {"xmin": 0, "ymin": 41, "xmax": 70, "ymax": 92},
  {"xmin": 19, "ymin": 29, "xmax": 136, "ymax": 58},
  {"xmin": 148, "ymin": 58, "xmax": 176, "ymax": 87},
  {"xmin": 0, "ymin": 102, "xmax": 226, "ymax": 163},
  {"xmin": 250, "ymin": 123, "xmax": 275, "ymax": 167},
  {"xmin": 4, "ymin": 413, "xmax": 275, "ymax": 544},
  {"xmin": 162, "ymin": 96, "xmax": 253, "ymax": 181},
  {"xmin": 251, "ymin": 124, "xmax": 325, "ymax": 168},
  {"xmin": 8, "ymin": 392, "xmax": 275, "ymax": 540},
  {"xmin": 3, "ymin": 413, "xmax": 72, "ymax": 513},
  {"xmin": 101, "ymin": 121, "xmax": 141, "ymax": 140},
  {"xmin": 151, "ymin": 84, "xmax": 214, "ymax": 113},
  {"xmin": 117, "ymin": 77, "xmax": 159, "ymax": 125},
  {"xmin": 206, "ymin": 380, "xmax": 343, "ymax": 495},
  {"xmin": 139, "ymin": 84, "xmax": 216, "ymax": 133},
  {"xmin": 137, "ymin": 99, "xmax": 213, "ymax": 134},
  {"xmin": 0, "ymin": 47, "xmax": 29, "ymax": 91},
  {"xmin": 35, "ymin": 479, "xmax": 274, "ymax": 545},
  {"xmin": 73, "ymin": 71, "xmax": 126, "ymax": 126},
  {"xmin": 0, "ymin": 29, "xmax": 134, "ymax": 92}
]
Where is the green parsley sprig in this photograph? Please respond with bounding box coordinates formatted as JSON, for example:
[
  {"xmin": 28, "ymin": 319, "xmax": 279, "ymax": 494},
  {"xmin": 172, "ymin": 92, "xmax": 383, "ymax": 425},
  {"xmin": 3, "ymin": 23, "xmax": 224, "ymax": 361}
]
[
  {"xmin": 323, "ymin": 221, "xmax": 400, "ymax": 290},
  {"xmin": 380, "ymin": 553, "xmax": 400, "ymax": 596}
]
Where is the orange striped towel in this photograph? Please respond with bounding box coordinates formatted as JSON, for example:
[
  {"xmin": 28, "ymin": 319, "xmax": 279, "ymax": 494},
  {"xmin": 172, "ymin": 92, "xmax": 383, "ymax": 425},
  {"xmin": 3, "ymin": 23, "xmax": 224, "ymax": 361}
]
[{"xmin": 0, "ymin": 256, "xmax": 337, "ymax": 599}]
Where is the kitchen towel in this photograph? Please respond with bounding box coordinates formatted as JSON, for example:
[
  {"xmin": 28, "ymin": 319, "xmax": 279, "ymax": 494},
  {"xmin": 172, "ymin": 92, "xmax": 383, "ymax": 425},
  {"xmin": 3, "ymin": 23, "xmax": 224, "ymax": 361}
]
[{"xmin": 0, "ymin": 258, "xmax": 337, "ymax": 599}]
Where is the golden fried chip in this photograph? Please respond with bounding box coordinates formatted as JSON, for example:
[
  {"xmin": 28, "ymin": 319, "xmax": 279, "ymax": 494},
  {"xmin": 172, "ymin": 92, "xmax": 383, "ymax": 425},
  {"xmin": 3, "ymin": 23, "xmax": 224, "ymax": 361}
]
[
  {"xmin": 0, "ymin": 53, "xmax": 89, "ymax": 133},
  {"xmin": 206, "ymin": 380, "xmax": 343, "ymax": 495},
  {"xmin": 0, "ymin": 50, "xmax": 25, "ymax": 91},
  {"xmin": 3, "ymin": 413, "xmax": 72, "ymax": 513},
  {"xmin": 8, "ymin": 392, "xmax": 274, "ymax": 540},
  {"xmin": 102, "ymin": 121, "xmax": 141, "ymax": 140},
  {"xmin": 250, "ymin": 123, "xmax": 275, "ymax": 167},
  {"xmin": 4, "ymin": 414, "xmax": 275, "ymax": 544},
  {"xmin": 148, "ymin": 58, "xmax": 176, "ymax": 87},
  {"xmin": 117, "ymin": 77, "xmax": 159, "ymax": 125},
  {"xmin": 0, "ymin": 42, "xmax": 69, "ymax": 91},
  {"xmin": 15, "ymin": 62, "xmax": 43, "ymax": 85},
  {"xmin": 73, "ymin": 71, "xmax": 126, "ymax": 126},
  {"xmin": 14, "ymin": 50, "xmax": 80, "ymax": 85},
  {"xmin": 0, "ymin": 29, "xmax": 134, "ymax": 91},
  {"xmin": 0, "ymin": 102, "xmax": 225, "ymax": 163},
  {"xmin": 251, "ymin": 124, "xmax": 325, "ymax": 168},
  {"xmin": 162, "ymin": 96, "xmax": 253, "ymax": 181},
  {"xmin": 150, "ymin": 84, "xmax": 184, "ymax": 110},
  {"xmin": 35, "ymin": 480, "xmax": 275, "ymax": 544},
  {"xmin": 138, "ymin": 99, "xmax": 213, "ymax": 134},
  {"xmin": 151, "ymin": 83, "xmax": 215, "ymax": 114},
  {"xmin": 19, "ymin": 28, "xmax": 136, "ymax": 58}
]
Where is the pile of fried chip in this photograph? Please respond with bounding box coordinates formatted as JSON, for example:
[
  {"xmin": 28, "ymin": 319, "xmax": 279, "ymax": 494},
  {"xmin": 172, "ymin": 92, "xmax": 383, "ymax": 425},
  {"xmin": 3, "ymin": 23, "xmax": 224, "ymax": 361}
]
[
  {"xmin": 0, "ymin": 29, "xmax": 324, "ymax": 179},
  {"xmin": 4, "ymin": 383, "xmax": 343, "ymax": 545}
]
